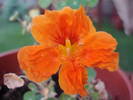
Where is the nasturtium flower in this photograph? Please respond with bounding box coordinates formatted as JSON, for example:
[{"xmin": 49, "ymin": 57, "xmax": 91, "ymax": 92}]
[{"xmin": 18, "ymin": 6, "xmax": 119, "ymax": 96}]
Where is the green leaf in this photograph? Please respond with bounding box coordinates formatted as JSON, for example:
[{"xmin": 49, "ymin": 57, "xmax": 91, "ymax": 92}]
[
  {"xmin": 80, "ymin": 0, "xmax": 88, "ymax": 6},
  {"xmin": 38, "ymin": 0, "xmax": 53, "ymax": 8},
  {"xmin": 55, "ymin": 1, "xmax": 67, "ymax": 10},
  {"xmin": 55, "ymin": 0, "xmax": 90, "ymax": 9},
  {"xmin": 23, "ymin": 91, "xmax": 36, "ymax": 100},
  {"xmin": 90, "ymin": 92, "xmax": 100, "ymax": 100},
  {"xmin": 87, "ymin": 68, "xmax": 96, "ymax": 82},
  {"xmin": 59, "ymin": 93, "xmax": 76, "ymax": 100},
  {"xmin": 66, "ymin": 0, "xmax": 80, "ymax": 9},
  {"xmin": 28, "ymin": 83, "xmax": 37, "ymax": 92},
  {"xmin": 56, "ymin": 0, "xmax": 80, "ymax": 9},
  {"xmin": 85, "ymin": 84, "xmax": 94, "ymax": 92},
  {"xmin": 88, "ymin": 0, "xmax": 99, "ymax": 8},
  {"xmin": 35, "ymin": 93, "xmax": 43, "ymax": 100},
  {"xmin": 48, "ymin": 98, "xmax": 57, "ymax": 100}
]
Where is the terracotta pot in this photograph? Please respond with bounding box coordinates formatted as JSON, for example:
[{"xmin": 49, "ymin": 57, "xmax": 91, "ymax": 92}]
[
  {"xmin": 0, "ymin": 50, "xmax": 22, "ymax": 85},
  {"xmin": 0, "ymin": 50, "xmax": 133, "ymax": 100},
  {"xmin": 96, "ymin": 68, "xmax": 133, "ymax": 100}
]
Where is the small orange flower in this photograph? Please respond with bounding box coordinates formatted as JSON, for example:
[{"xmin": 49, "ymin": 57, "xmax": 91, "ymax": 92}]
[{"xmin": 18, "ymin": 6, "xmax": 119, "ymax": 96}]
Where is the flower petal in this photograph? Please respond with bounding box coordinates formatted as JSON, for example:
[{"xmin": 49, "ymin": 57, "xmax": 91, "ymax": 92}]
[
  {"xmin": 70, "ymin": 6, "xmax": 96, "ymax": 42},
  {"xmin": 80, "ymin": 31, "xmax": 117, "ymax": 50},
  {"xmin": 31, "ymin": 7, "xmax": 96, "ymax": 46},
  {"xmin": 74, "ymin": 31, "xmax": 119, "ymax": 71},
  {"xmin": 32, "ymin": 15, "xmax": 59, "ymax": 46},
  {"xmin": 17, "ymin": 45, "xmax": 61, "ymax": 82},
  {"xmin": 80, "ymin": 49, "xmax": 119, "ymax": 71},
  {"xmin": 59, "ymin": 59, "xmax": 88, "ymax": 96}
]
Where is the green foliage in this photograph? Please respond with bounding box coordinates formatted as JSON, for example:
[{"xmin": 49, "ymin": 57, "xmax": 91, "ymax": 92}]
[
  {"xmin": 87, "ymin": 68, "xmax": 96, "ymax": 82},
  {"xmin": 80, "ymin": 0, "xmax": 88, "ymax": 7},
  {"xmin": 85, "ymin": 82, "xmax": 100, "ymax": 100},
  {"xmin": 24, "ymin": 83, "xmax": 42, "ymax": 100},
  {"xmin": 55, "ymin": 0, "xmax": 81, "ymax": 9},
  {"xmin": 66, "ymin": 0, "xmax": 80, "ymax": 9},
  {"xmin": 23, "ymin": 91, "xmax": 42, "ymax": 100},
  {"xmin": 85, "ymin": 84, "xmax": 93, "ymax": 92},
  {"xmin": 59, "ymin": 93, "xmax": 76, "ymax": 100},
  {"xmin": 55, "ymin": 1, "xmax": 67, "ymax": 10},
  {"xmin": 54, "ymin": 0, "xmax": 99, "ymax": 9},
  {"xmin": 2, "ymin": 0, "xmax": 31, "ymax": 19},
  {"xmin": 28, "ymin": 83, "xmax": 38, "ymax": 92},
  {"xmin": 35, "ymin": 93, "xmax": 43, "ymax": 100},
  {"xmin": 88, "ymin": 0, "xmax": 99, "ymax": 8},
  {"xmin": 48, "ymin": 98, "xmax": 57, "ymax": 100},
  {"xmin": 90, "ymin": 92, "xmax": 100, "ymax": 100},
  {"xmin": 23, "ymin": 91, "xmax": 36, "ymax": 100},
  {"xmin": 0, "ymin": 17, "xmax": 34, "ymax": 53},
  {"xmin": 38, "ymin": 0, "xmax": 53, "ymax": 8}
]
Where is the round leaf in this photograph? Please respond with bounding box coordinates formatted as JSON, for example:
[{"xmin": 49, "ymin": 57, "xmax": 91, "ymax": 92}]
[
  {"xmin": 55, "ymin": 1, "xmax": 67, "ymax": 10},
  {"xmin": 23, "ymin": 91, "xmax": 36, "ymax": 100},
  {"xmin": 66, "ymin": 0, "xmax": 80, "ymax": 9},
  {"xmin": 38, "ymin": 0, "xmax": 53, "ymax": 8},
  {"xmin": 35, "ymin": 93, "xmax": 43, "ymax": 100}
]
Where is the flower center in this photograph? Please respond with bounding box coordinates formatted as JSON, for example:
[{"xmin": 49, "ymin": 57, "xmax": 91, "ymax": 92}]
[{"xmin": 58, "ymin": 38, "xmax": 74, "ymax": 56}]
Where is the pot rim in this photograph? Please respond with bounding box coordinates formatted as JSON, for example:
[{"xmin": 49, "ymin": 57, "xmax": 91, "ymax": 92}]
[
  {"xmin": 117, "ymin": 69, "xmax": 133, "ymax": 100},
  {"xmin": 0, "ymin": 49, "xmax": 18, "ymax": 57}
]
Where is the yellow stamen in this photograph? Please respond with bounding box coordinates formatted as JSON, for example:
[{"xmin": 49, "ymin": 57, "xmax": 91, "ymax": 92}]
[
  {"xmin": 59, "ymin": 39, "xmax": 72, "ymax": 56},
  {"xmin": 65, "ymin": 38, "xmax": 71, "ymax": 49}
]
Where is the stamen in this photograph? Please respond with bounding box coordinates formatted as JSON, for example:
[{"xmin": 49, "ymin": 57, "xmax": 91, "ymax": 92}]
[
  {"xmin": 59, "ymin": 39, "xmax": 73, "ymax": 56},
  {"xmin": 65, "ymin": 39, "xmax": 72, "ymax": 55},
  {"xmin": 65, "ymin": 38, "xmax": 72, "ymax": 48}
]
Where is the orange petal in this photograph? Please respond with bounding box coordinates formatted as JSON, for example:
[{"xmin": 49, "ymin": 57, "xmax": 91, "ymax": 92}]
[
  {"xmin": 31, "ymin": 6, "xmax": 96, "ymax": 46},
  {"xmin": 17, "ymin": 45, "xmax": 61, "ymax": 82},
  {"xmin": 32, "ymin": 15, "xmax": 59, "ymax": 46},
  {"xmin": 59, "ymin": 59, "xmax": 88, "ymax": 96},
  {"xmin": 70, "ymin": 6, "xmax": 96, "ymax": 41},
  {"xmin": 74, "ymin": 31, "xmax": 119, "ymax": 71},
  {"xmin": 80, "ymin": 49, "xmax": 119, "ymax": 71},
  {"xmin": 80, "ymin": 31, "xmax": 117, "ymax": 50}
]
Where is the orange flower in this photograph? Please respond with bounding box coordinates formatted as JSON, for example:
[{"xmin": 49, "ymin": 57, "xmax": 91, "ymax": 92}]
[{"xmin": 18, "ymin": 7, "xmax": 119, "ymax": 96}]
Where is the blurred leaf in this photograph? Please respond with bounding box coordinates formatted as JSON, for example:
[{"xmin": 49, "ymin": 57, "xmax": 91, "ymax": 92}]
[
  {"xmin": 59, "ymin": 93, "xmax": 76, "ymax": 100},
  {"xmin": 38, "ymin": 0, "xmax": 52, "ymax": 8},
  {"xmin": 80, "ymin": 0, "xmax": 88, "ymax": 6},
  {"xmin": 23, "ymin": 91, "xmax": 36, "ymax": 100},
  {"xmin": 28, "ymin": 83, "xmax": 37, "ymax": 92},
  {"xmin": 88, "ymin": 0, "xmax": 99, "ymax": 8},
  {"xmin": 56, "ymin": 0, "xmax": 80, "ymax": 9},
  {"xmin": 85, "ymin": 84, "xmax": 94, "ymax": 92},
  {"xmin": 85, "ymin": 84, "xmax": 89, "ymax": 90},
  {"xmin": 35, "ymin": 93, "xmax": 43, "ymax": 100},
  {"xmin": 56, "ymin": 0, "xmax": 99, "ymax": 9},
  {"xmin": 48, "ymin": 98, "xmax": 57, "ymax": 100},
  {"xmin": 87, "ymin": 68, "xmax": 96, "ymax": 82},
  {"xmin": 66, "ymin": 0, "xmax": 80, "ymax": 9},
  {"xmin": 2, "ymin": 0, "xmax": 29, "ymax": 19},
  {"xmin": 90, "ymin": 92, "xmax": 100, "ymax": 100},
  {"xmin": 55, "ymin": 1, "xmax": 67, "ymax": 10}
]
